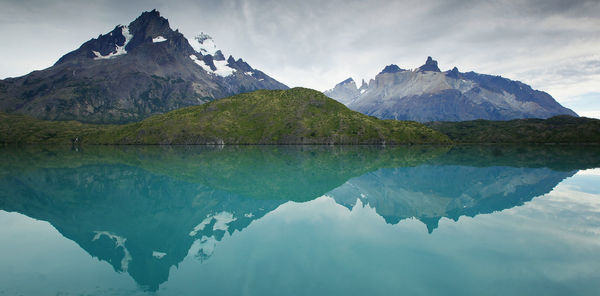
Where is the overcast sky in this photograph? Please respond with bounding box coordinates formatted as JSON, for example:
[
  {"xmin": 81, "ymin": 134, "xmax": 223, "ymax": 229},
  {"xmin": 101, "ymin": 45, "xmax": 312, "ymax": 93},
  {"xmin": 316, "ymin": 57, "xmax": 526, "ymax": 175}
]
[{"xmin": 1, "ymin": 0, "xmax": 599, "ymax": 117}]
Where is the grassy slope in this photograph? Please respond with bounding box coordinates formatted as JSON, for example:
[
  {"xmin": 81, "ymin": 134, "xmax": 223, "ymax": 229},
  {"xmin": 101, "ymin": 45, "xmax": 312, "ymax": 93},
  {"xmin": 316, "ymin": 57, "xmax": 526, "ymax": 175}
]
[
  {"xmin": 426, "ymin": 115, "xmax": 600, "ymax": 143},
  {"xmin": 1, "ymin": 88, "xmax": 450, "ymax": 145},
  {"xmin": 0, "ymin": 112, "xmax": 110, "ymax": 144}
]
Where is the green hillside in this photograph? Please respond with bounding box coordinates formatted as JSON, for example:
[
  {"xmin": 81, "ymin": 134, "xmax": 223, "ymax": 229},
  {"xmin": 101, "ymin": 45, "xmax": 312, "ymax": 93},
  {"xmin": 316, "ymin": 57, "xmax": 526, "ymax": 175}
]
[
  {"xmin": 426, "ymin": 115, "xmax": 600, "ymax": 143},
  {"xmin": 1, "ymin": 88, "xmax": 450, "ymax": 145},
  {"xmin": 0, "ymin": 112, "xmax": 111, "ymax": 144}
]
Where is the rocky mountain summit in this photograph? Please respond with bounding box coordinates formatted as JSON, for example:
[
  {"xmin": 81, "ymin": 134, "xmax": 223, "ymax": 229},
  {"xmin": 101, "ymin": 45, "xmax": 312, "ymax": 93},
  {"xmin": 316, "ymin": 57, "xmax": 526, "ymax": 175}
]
[
  {"xmin": 325, "ymin": 57, "xmax": 577, "ymax": 122},
  {"xmin": 0, "ymin": 10, "xmax": 287, "ymax": 123},
  {"xmin": 323, "ymin": 77, "xmax": 368, "ymax": 105}
]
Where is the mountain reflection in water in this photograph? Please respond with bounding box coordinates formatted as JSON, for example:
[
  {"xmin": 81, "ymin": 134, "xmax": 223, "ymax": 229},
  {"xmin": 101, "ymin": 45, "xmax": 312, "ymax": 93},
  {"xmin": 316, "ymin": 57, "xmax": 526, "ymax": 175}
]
[{"xmin": 0, "ymin": 145, "xmax": 599, "ymax": 292}]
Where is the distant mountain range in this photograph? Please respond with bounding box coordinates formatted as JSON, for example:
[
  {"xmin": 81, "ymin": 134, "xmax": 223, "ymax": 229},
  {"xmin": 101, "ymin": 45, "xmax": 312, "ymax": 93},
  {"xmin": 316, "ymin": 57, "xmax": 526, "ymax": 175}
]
[
  {"xmin": 0, "ymin": 10, "xmax": 581, "ymax": 125},
  {"xmin": 0, "ymin": 10, "xmax": 287, "ymax": 123},
  {"xmin": 324, "ymin": 57, "xmax": 577, "ymax": 122}
]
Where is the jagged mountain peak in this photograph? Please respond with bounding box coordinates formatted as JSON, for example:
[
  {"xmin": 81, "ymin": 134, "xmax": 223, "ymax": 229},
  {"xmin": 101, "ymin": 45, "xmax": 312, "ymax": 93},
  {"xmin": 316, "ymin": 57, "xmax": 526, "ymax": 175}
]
[
  {"xmin": 140, "ymin": 8, "xmax": 161, "ymax": 19},
  {"xmin": 379, "ymin": 64, "xmax": 404, "ymax": 74},
  {"xmin": 54, "ymin": 9, "xmax": 184, "ymax": 65},
  {"xmin": 1, "ymin": 9, "xmax": 288, "ymax": 123},
  {"xmin": 187, "ymin": 32, "xmax": 244, "ymax": 77},
  {"xmin": 359, "ymin": 79, "xmax": 368, "ymax": 89},
  {"xmin": 130, "ymin": 9, "xmax": 169, "ymax": 30},
  {"xmin": 324, "ymin": 57, "xmax": 577, "ymax": 122},
  {"xmin": 195, "ymin": 32, "xmax": 212, "ymax": 42},
  {"xmin": 446, "ymin": 66, "xmax": 460, "ymax": 79},
  {"xmin": 324, "ymin": 77, "xmax": 362, "ymax": 105},
  {"xmin": 127, "ymin": 9, "xmax": 174, "ymax": 43},
  {"xmin": 418, "ymin": 56, "xmax": 441, "ymax": 72},
  {"xmin": 339, "ymin": 77, "xmax": 356, "ymax": 86},
  {"xmin": 190, "ymin": 32, "xmax": 219, "ymax": 55}
]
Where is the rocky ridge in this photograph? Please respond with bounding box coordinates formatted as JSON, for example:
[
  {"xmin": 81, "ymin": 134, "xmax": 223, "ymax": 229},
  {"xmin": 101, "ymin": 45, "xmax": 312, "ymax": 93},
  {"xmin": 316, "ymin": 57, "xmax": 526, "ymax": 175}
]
[
  {"xmin": 325, "ymin": 57, "xmax": 577, "ymax": 122},
  {"xmin": 0, "ymin": 10, "xmax": 287, "ymax": 123}
]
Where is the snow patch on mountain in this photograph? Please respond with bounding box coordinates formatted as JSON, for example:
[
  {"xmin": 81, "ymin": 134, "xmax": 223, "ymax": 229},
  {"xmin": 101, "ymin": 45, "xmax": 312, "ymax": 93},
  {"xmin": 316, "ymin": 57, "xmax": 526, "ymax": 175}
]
[
  {"xmin": 189, "ymin": 54, "xmax": 212, "ymax": 72},
  {"xmin": 189, "ymin": 211, "xmax": 237, "ymax": 236},
  {"xmin": 190, "ymin": 33, "xmax": 218, "ymax": 55},
  {"xmin": 212, "ymin": 60, "xmax": 236, "ymax": 77},
  {"xmin": 187, "ymin": 33, "xmax": 237, "ymax": 77},
  {"xmin": 152, "ymin": 251, "xmax": 167, "ymax": 259},
  {"xmin": 92, "ymin": 231, "xmax": 132, "ymax": 271},
  {"xmin": 93, "ymin": 25, "xmax": 132, "ymax": 60},
  {"xmin": 152, "ymin": 36, "xmax": 167, "ymax": 43},
  {"xmin": 213, "ymin": 212, "xmax": 236, "ymax": 231},
  {"xmin": 189, "ymin": 54, "xmax": 236, "ymax": 77}
]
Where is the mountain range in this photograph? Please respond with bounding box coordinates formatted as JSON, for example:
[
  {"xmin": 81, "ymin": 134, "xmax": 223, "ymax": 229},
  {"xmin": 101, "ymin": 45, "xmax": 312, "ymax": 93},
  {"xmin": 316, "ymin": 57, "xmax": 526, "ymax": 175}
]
[
  {"xmin": 324, "ymin": 57, "xmax": 577, "ymax": 122},
  {"xmin": 0, "ymin": 9, "xmax": 586, "ymax": 128},
  {"xmin": 0, "ymin": 10, "xmax": 287, "ymax": 123}
]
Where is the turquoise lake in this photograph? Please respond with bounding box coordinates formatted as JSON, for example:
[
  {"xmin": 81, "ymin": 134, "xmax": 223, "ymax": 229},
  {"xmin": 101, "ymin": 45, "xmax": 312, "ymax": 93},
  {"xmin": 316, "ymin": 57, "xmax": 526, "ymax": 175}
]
[{"xmin": 1, "ymin": 145, "xmax": 600, "ymax": 295}]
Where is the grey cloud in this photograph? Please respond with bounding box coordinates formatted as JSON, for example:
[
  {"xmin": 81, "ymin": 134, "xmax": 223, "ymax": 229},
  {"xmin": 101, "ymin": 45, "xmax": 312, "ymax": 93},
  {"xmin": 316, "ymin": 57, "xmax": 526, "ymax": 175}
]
[{"xmin": 505, "ymin": 0, "xmax": 600, "ymax": 17}]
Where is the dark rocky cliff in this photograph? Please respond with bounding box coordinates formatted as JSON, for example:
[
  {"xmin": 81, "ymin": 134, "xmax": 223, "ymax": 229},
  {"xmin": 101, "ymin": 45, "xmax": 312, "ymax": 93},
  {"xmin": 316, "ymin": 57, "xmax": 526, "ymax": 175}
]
[{"xmin": 0, "ymin": 10, "xmax": 287, "ymax": 123}]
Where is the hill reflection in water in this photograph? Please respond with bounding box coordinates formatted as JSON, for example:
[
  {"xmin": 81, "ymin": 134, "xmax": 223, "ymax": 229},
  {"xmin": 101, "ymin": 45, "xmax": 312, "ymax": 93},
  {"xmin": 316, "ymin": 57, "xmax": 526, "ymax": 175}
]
[{"xmin": 0, "ymin": 145, "xmax": 599, "ymax": 291}]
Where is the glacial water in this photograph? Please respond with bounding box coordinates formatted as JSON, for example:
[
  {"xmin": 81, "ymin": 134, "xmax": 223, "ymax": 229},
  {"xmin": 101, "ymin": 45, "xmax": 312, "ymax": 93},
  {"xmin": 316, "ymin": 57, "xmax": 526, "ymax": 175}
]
[{"xmin": 1, "ymin": 145, "xmax": 599, "ymax": 295}]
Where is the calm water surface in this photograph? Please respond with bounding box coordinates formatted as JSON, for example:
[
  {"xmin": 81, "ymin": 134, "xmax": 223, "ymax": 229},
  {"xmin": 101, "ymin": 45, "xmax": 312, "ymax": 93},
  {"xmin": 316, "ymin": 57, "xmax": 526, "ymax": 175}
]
[{"xmin": 1, "ymin": 145, "xmax": 599, "ymax": 295}]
